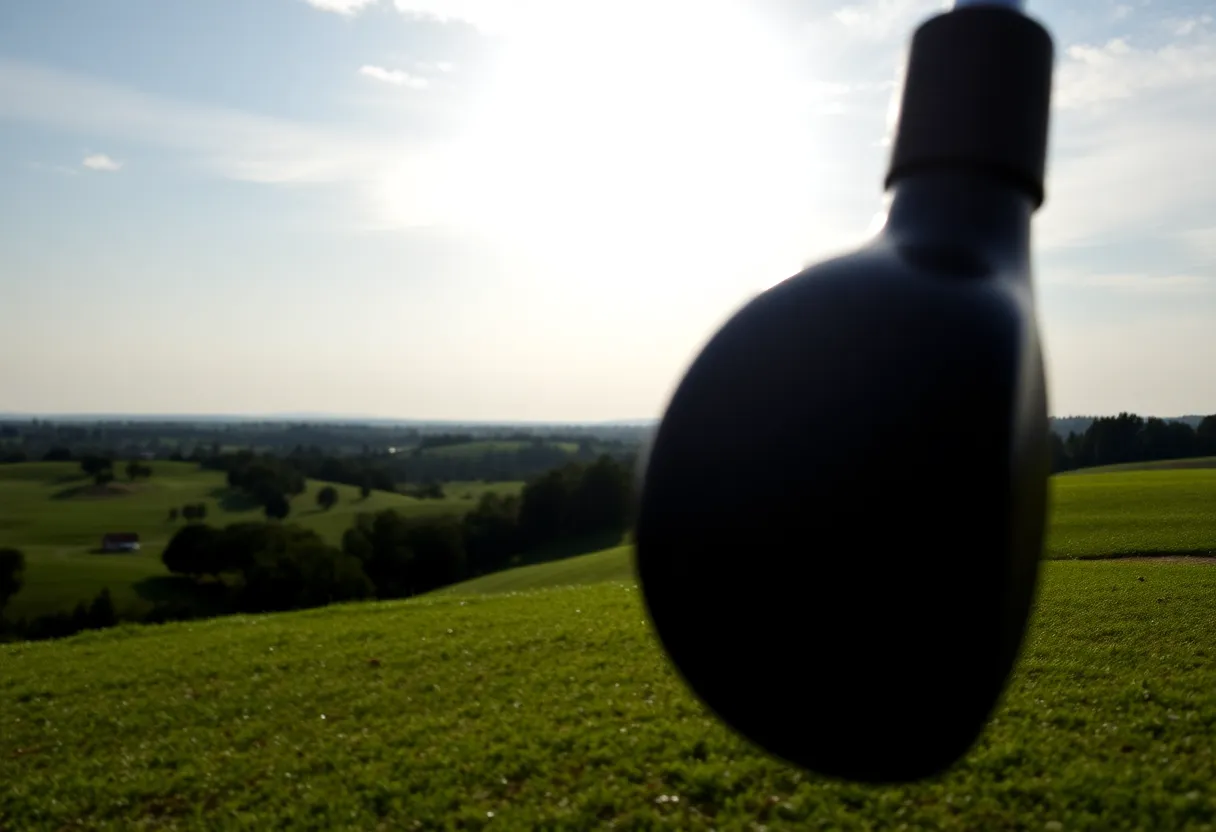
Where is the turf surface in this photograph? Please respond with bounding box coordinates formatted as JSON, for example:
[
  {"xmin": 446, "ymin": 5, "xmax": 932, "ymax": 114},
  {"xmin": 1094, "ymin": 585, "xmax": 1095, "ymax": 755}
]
[{"xmin": 1, "ymin": 561, "xmax": 1213, "ymax": 830}]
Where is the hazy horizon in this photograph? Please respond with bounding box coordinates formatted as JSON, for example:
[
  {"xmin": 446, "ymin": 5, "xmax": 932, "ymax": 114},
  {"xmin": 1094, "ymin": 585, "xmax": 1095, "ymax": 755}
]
[{"xmin": 2, "ymin": 0, "xmax": 1214, "ymax": 421}]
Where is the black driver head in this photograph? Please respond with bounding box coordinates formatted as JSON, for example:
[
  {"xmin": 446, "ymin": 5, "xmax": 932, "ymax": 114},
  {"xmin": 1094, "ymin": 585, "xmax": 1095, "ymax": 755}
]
[{"xmin": 633, "ymin": 5, "xmax": 1054, "ymax": 784}]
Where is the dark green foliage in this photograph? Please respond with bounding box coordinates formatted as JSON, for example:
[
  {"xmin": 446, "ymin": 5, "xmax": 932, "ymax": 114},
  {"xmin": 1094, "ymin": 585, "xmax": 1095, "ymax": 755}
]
[
  {"xmin": 181, "ymin": 503, "xmax": 208, "ymax": 522},
  {"xmin": 359, "ymin": 481, "xmax": 372, "ymax": 500},
  {"xmin": 80, "ymin": 455, "xmax": 112, "ymax": 478},
  {"xmin": 462, "ymin": 493, "xmax": 521, "ymax": 576},
  {"xmin": 162, "ymin": 524, "xmax": 223, "ymax": 578},
  {"xmin": 342, "ymin": 511, "xmax": 466, "ymax": 598},
  {"xmin": 225, "ymin": 457, "xmax": 307, "ymax": 503},
  {"xmin": 9, "ymin": 586, "xmax": 120, "ymax": 640},
  {"xmin": 125, "ymin": 460, "xmax": 153, "ymax": 480},
  {"xmin": 0, "ymin": 547, "xmax": 25, "ymax": 611},
  {"xmin": 237, "ymin": 527, "xmax": 373, "ymax": 612},
  {"xmin": 264, "ymin": 492, "xmax": 291, "ymax": 520},
  {"xmin": 94, "ymin": 469, "xmax": 115, "ymax": 487},
  {"xmin": 86, "ymin": 587, "xmax": 117, "ymax": 629},
  {"xmin": 317, "ymin": 485, "xmax": 339, "ymax": 511},
  {"xmin": 41, "ymin": 446, "xmax": 73, "ymax": 462},
  {"xmin": 167, "ymin": 507, "xmax": 178, "ymax": 522},
  {"xmin": 1053, "ymin": 412, "xmax": 1216, "ymax": 472}
]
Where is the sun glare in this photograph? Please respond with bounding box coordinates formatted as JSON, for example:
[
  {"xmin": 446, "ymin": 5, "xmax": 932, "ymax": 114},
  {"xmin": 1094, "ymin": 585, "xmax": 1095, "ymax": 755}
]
[{"xmin": 390, "ymin": 1, "xmax": 822, "ymax": 294}]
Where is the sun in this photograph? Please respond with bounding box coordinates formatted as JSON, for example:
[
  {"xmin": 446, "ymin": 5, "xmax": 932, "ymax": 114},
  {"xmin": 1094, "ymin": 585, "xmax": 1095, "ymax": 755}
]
[{"xmin": 419, "ymin": 0, "xmax": 822, "ymax": 293}]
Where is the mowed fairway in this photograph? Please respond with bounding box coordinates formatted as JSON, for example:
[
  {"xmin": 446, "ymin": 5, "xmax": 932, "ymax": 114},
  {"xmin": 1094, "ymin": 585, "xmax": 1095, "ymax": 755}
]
[
  {"xmin": 0, "ymin": 463, "xmax": 517, "ymax": 620},
  {"xmin": 1047, "ymin": 469, "xmax": 1216, "ymax": 558},
  {"xmin": 1, "ymin": 561, "xmax": 1214, "ymax": 829}
]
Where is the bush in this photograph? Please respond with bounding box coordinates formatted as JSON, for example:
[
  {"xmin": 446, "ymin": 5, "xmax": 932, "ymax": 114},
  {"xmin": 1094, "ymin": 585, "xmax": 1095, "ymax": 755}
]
[
  {"xmin": 317, "ymin": 485, "xmax": 339, "ymax": 511},
  {"xmin": 162, "ymin": 524, "xmax": 224, "ymax": 579},
  {"xmin": 0, "ymin": 547, "xmax": 25, "ymax": 612}
]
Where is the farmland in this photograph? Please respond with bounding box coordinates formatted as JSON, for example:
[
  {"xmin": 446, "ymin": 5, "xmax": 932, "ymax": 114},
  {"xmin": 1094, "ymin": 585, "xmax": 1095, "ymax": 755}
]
[
  {"xmin": 4, "ymin": 461, "xmax": 1216, "ymax": 621},
  {"xmin": 2, "ymin": 560, "xmax": 1214, "ymax": 829},
  {"xmin": 0, "ymin": 462, "xmax": 520, "ymax": 620}
]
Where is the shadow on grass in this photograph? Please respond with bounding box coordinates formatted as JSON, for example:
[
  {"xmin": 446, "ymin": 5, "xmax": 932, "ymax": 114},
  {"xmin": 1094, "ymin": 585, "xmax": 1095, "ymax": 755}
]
[
  {"xmin": 50, "ymin": 483, "xmax": 137, "ymax": 500},
  {"xmin": 207, "ymin": 487, "xmax": 261, "ymax": 512},
  {"xmin": 133, "ymin": 575, "xmax": 231, "ymax": 615}
]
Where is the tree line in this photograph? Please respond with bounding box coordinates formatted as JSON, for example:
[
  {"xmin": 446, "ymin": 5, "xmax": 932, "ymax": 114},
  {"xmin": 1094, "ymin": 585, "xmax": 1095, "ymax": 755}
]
[
  {"xmin": 159, "ymin": 454, "xmax": 634, "ymax": 613},
  {"xmin": 0, "ymin": 454, "xmax": 635, "ymax": 642},
  {"xmin": 1050, "ymin": 412, "xmax": 1216, "ymax": 472}
]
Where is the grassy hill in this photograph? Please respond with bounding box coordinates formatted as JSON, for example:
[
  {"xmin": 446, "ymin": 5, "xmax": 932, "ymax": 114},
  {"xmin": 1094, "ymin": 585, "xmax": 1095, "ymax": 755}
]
[
  {"xmin": 6, "ymin": 462, "xmax": 1216, "ymax": 621},
  {"xmin": 1060, "ymin": 456, "xmax": 1216, "ymax": 475},
  {"xmin": 2, "ymin": 561, "xmax": 1214, "ymax": 829},
  {"xmin": 0, "ymin": 462, "xmax": 515, "ymax": 620},
  {"xmin": 420, "ymin": 440, "xmax": 579, "ymax": 457}
]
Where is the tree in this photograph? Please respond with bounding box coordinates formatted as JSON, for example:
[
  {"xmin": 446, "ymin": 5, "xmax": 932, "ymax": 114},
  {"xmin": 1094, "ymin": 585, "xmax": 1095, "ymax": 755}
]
[
  {"xmin": 126, "ymin": 461, "xmax": 153, "ymax": 481},
  {"xmin": 317, "ymin": 485, "xmax": 339, "ymax": 511},
  {"xmin": 94, "ymin": 469, "xmax": 115, "ymax": 487},
  {"xmin": 195, "ymin": 503, "xmax": 208, "ymax": 522},
  {"xmin": 80, "ymin": 455, "xmax": 112, "ymax": 478},
  {"xmin": 87, "ymin": 588, "xmax": 117, "ymax": 629},
  {"xmin": 1198, "ymin": 414, "xmax": 1216, "ymax": 456},
  {"xmin": 162, "ymin": 524, "xmax": 223, "ymax": 579},
  {"xmin": 264, "ymin": 492, "xmax": 291, "ymax": 521},
  {"xmin": 168, "ymin": 507, "xmax": 179, "ymax": 522},
  {"xmin": 181, "ymin": 504, "xmax": 197, "ymax": 522},
  {"xmin": 0, "ymin": 548, "xmax": 26, "ymax": 612},
  {"xmin": 359, "ymin": 481, "xmax": 372, "ymax": 500}
]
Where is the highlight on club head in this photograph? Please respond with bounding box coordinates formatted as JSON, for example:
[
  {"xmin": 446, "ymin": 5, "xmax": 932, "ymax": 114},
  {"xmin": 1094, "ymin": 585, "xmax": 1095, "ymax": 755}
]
[{"xmin": 633, "ymin": 2, "xmax": 1055, "ymax": 784}]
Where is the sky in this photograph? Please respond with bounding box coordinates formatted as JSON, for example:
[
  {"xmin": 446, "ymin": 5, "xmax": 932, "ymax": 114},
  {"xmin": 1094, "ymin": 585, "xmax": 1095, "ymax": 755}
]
[{"xmin": 0, "ymin": 0, "xmax": 1214, "ymax": 421}]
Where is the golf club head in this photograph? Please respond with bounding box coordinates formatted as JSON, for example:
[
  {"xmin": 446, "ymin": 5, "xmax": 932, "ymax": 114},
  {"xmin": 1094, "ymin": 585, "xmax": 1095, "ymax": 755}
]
[{"xmin": 634, "ymin": 6, "xmax": 1054, "ymax": 784}]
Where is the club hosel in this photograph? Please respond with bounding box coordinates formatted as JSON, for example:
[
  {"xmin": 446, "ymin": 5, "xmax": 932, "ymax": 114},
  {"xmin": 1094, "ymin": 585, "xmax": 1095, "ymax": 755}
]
[
  {"xmin": 881, "ymin": 171, "xmax": 1034, "ymax": 273},
  {"xmin": 885, "ymin": 6, "xmax": 1054, "ymax": 211}
]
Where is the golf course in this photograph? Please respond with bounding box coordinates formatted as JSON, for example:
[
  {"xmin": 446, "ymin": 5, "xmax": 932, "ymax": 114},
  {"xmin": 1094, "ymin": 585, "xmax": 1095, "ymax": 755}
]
[{"xmin": 1, "ymin": 457, "xmax": 1215, "ymax": 827}]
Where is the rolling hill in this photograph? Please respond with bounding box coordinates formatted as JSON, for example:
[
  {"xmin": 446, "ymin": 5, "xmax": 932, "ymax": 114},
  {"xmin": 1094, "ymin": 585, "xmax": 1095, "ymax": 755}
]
[{"xmin": 0, "ymin": 462, "xmax": 515, "ymax": 619}]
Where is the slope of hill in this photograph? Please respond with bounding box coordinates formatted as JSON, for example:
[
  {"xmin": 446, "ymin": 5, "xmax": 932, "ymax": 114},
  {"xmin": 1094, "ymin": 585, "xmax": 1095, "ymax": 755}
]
[
  {"xmin": 436, "ymin": 545, "xmax": 635, "ymax": 596},
  {"xmin": 0, "ymin": 462, "xmax": 507, "ymax": 619},
  {"xmin": 2, "ymin": 562, "xmax": 1214, "ymax": 829}
]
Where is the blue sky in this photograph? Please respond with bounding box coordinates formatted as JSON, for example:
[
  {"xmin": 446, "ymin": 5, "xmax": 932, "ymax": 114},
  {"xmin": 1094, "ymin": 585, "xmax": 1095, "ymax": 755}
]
[{"xmin": 1, "ymin": 0, "xmax": 1213, "ymax": 420}]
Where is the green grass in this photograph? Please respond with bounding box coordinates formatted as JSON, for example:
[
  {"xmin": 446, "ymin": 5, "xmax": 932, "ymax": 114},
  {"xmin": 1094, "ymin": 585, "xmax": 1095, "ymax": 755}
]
[
  {"xmin": 0, "ymin": 463, "xmax": 504, "ymax": 620},
  {"xmin": 1, "ymin": 561, "xmax": 1214, "ymax": 830},
  {"xmin": 1061, "ymin": 457, "xmax": 1216, "ymax": 475},
  {"xmin": 420, "ymin": 440, "xmax": 579, "ymax": 457},
  {"xmin": 1047, "ymin": 470, "xmax": 1216, "ymax": 558}
]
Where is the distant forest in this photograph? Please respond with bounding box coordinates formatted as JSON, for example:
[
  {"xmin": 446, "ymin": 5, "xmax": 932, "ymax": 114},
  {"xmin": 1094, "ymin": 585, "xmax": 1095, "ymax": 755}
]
[
  {"xmin": 0, "ymin": 421, "xmax": 647, "ymax": 485},
  {"xmin": 2, "ymin": 412, "xmax": 1215, "ymax": 480},
  {"xmin": 1050, "ymin": 413, "xmax": 1216, "ymax": 473}
]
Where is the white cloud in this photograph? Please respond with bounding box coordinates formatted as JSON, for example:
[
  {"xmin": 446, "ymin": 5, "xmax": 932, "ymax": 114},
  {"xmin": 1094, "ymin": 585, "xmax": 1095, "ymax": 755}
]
[
  {"xmin": 303, "ymin": 0, "xmax": 379, "ymax": 14},
  {"xmin": 1038, "ymin": 29, "xmax": 1216, "ymax": 254},
  {"xmin": 82, "ymin": 153, "xmax": 122, "ymax": 171},
  {"xmin": 358, "ymin": 65, "xmax": 429, "ymax": 89},
  {"xmin": 1053, "ymin": 271, "xmax": 1216, "ymax": 294}
]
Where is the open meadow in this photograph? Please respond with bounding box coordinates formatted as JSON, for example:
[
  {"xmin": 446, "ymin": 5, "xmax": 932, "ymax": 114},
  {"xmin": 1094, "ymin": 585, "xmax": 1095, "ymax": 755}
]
[
  {"xmin": 3, "ymin": 460, "xmax": 1216, "ymax": 620},
  {"xmin": 0, "ymin": 462, "xmax": 521, "ymax": 620},
  {"xmin": 2, "ymin": 560, "xmax": 1214, "ymax": 829}
]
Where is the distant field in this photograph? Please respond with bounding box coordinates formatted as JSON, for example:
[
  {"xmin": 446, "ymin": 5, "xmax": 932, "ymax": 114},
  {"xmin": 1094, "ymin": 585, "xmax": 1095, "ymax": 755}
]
[
  {"xmin": 2, "ymin": 561, "xmax": 1214, "ymax": 829},
  {"xmin": 1061, "ymin": 456, "xmax": 1216, "ymax": 475},
  {"xmin": 0, "ymin": 463, "xmax": 515, "ymax": 620},
  {"xmin": 420, "ymin": 440, "xmax": 579, "ymax": 457},
  {"xmin": 1046, "ymin": 469, "xmax": 1216, "ymax": 558}
]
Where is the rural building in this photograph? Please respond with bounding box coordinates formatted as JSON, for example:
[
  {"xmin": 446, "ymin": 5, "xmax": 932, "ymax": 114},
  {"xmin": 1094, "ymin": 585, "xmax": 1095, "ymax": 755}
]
[{"xmin": 100, "ymin": 532, "xmax": 141, "ymax": 552}]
